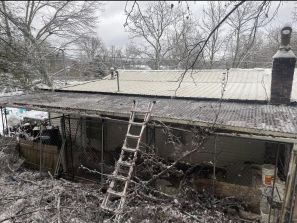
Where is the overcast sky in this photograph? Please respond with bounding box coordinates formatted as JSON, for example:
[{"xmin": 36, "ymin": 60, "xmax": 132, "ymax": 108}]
[{"xmin": 96, "ymin": 1, "xmax": 297, "ymax": 48}]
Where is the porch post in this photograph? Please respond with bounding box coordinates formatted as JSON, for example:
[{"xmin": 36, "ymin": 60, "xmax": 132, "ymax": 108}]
[
  {"xmin": 101, "ymin": 119, "xmax": 104, "ymax": 185},
  {"xmin": 281, "ymin": 143, "xmax": 297, "ymax": 222}
]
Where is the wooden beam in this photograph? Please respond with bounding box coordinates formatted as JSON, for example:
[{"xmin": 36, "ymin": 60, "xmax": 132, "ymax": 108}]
[{"xmin": 215, "ymin": 132, "xmax": 297, "ymax": 144}]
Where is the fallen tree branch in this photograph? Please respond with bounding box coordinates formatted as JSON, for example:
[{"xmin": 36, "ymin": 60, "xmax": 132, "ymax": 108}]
[
  {"xmin": 146, "ymin": 135, "xmax": 208, "ymax": 185},
  {"xmin": 0, "ymin": 207, "xmax": 54, "ymax": 223}
]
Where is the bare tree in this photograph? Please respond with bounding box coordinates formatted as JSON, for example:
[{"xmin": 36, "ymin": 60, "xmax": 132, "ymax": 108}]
[
  {"xmin": 78, "ymin": 36, "xmax": 105, "ymax": 62},
  {"xmin": 0, "ymin": 1, "xmax": 102, "ymax": 88},
  {"xmin": 225, "ymin": 1, "xmax": 275, "ymax": 68},
  {"xmin": 200, "ymin": 2, "xmax": 227, "ymax": 69},
  {"xmin": 167, "ymin": 10, "xmax": 201, "ymax": 69},
  {"xmin": 124, "ymin": 1, "xmax": 184, "ymax": 70}
]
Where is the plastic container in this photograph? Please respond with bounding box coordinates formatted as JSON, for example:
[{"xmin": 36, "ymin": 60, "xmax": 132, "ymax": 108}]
[
  {"xmin": 261, "ymin": 210, "xmax": 269, "ymax": 223},
  {"xmin": 262, "ymin": 164, "xmax": 277, "ymax": 186}
]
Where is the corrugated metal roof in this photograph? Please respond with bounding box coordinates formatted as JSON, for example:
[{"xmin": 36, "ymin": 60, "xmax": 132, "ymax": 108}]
[
  {"xmin": 54, "ymin": 68, "xmax": 294, "ymax": 101},
  {"xmin": 46, "ymin": 68, "xmax": 297, "ymax": 102},
  {"xmin": 1, "ymin": 91, "xmax": 297, "ymax": 138}
]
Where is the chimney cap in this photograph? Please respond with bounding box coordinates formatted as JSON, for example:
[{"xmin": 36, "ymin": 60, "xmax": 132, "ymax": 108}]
[
  {"xmin": 273, "ymin": 26, "xmax": 296, "ymax": 59},
  {"xmin": 280, "ymin": 26, "xmax": 292, "ymax": 50}
]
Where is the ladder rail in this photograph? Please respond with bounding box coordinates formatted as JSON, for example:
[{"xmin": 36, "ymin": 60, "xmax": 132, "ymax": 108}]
[
  {"xmin": 117, "ymin": 123, "xmax": 146, "ymax": 212},
  {"xmin": 112, "ymin": 101, "xmax": 137, "ymax": 176},
  {"xmin": 101, "ymin": 100, "xmax": 155, "ymax": 216}
]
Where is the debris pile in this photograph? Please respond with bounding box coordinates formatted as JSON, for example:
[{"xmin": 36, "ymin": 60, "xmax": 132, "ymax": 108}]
[
  {"xmin": 0, "ymin": 139, "xmax": 259, "ymax": 222},
  {"xmin": 118, "ymin": 179, "xmax": 249, "ymax": 223},
  {"xmin": 0, "ymin": 140, "xmax": 103, "ymax": 223}
]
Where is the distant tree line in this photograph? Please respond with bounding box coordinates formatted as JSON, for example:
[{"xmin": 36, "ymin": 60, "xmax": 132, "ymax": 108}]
[
  {"xmin": 1, "ymin": 1, "xmax": 297, "ymax": 88},
  {"xmin": 79, "ymin": 1, "xmax": 297, "ymax": 73}
]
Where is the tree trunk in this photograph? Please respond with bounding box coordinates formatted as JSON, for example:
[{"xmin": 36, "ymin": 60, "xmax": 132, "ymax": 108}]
[
  {"xmin": 155, "ymin": 52, "xmax": 160, "ymax": 70},
  {"xmin": 1, "ymin": 2, "xmax": 13, "ymax": 52}
]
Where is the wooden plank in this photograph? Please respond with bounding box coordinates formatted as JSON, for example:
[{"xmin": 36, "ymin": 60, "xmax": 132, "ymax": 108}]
[{"xmin": 19, "ymin": 140, "xmax": 58, "ymax": 171}]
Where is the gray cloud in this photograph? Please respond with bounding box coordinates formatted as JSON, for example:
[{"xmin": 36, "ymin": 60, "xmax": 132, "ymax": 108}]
[
  {"xmin": 96, "ymin": 1, "xmax": 129, "ymax": 48},
  {"xmin": 96, "ymin": 1, "xmax": 297, "ymax": 48}
]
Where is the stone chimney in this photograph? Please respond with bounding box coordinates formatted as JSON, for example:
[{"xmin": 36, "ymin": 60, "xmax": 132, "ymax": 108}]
[{"xmin": 270, "ymin": 26, "xmax": 296, "ymax": 104}]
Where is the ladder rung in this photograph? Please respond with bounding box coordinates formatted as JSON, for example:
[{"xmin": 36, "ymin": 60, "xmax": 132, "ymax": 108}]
[
  {"xmin": 113, "ymin": 174, "xmax": 129, "ymax": 181},
  {"xmin": 131, "ymin": 110, "xmax": 150, "ymax": 114},
  {"xmin": 101, "ymin": 205, "xmax": 116, "ymax": 213},
  {"xmin": 107, "ymin": 189, "xmax": 124, "ymax": 197},
  {"xmin": 126, "ymin": 133, "xmax": 140, "ymax": 139},
  {"xmin": 118, "ymin": 161, "xmax": 133, "ymax": 167},
  {"xmin": 129, "ymin": 121, "xmax": 145, "ymax": 126},
  {"xmin": 122, "ymin": 146, "xmax": 137, "ymax": 153}
]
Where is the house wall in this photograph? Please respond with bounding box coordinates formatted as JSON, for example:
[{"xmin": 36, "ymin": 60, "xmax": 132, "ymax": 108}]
[
  {"xmin": 48, "ymin": 114, "xmax": 148, "ymax": 170},
  {"xmin": 104, "ymin": 119, "xmax": 147, "ymax": 151},
  {"xmin": 155, "ymin": 127, "xmax": 266, "ymax": 167},
  {"xmin": 49, "ymin": 113, "xmax": 266, "ymax": 166},
  {"xmin": 49, "ymin": 113, "xmax": 285, "ymax": 186},
  {"xmin": 154, "ymin": 127, "xmax": 268, "ymax": 186}
]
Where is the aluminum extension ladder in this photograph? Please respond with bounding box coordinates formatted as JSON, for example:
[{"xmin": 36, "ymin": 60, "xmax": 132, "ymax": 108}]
[{"xmin": 101, "ymin": 100, "xmax": 155, "ymax": 219}]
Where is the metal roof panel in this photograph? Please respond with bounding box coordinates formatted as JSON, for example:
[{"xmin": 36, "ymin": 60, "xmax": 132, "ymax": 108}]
[
  {"xmin": 1, "ymin": 91, "xmax": 297, "ymax": 137},
  {"xmin": 55, "ymin": 68, "xmax": 295, "ymax": 102}
]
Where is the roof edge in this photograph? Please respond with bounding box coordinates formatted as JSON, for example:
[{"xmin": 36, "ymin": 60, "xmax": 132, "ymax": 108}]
[
  {"xmin": 40, "ymin": 88, "xmax": 274, "ymax": 105},
  {"xmin": 3, "ymin": 100, "xmax": 297, "ymax": 140}
]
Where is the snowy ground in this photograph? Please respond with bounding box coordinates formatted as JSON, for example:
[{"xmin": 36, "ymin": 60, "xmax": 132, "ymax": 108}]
[
  {"xmin": 0, "ymin": 140, "xmax": 104, "ymax": 223},
  {"xmin": 0, "ymin": 139, "xmax": 250, "ymax": 223}
]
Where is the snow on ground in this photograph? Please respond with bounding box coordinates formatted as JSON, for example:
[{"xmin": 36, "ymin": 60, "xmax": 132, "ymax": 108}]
[
  {"xmin": 0, "ymin": 168, "xmax": 104, "ymax": 223},
  {"xmin": 0, "ymin": 139, "xmax": 104, "ymax": 223},
  {"xmin": 0, "ymin": 91, "xmax": 23, "ymax": 97},
  {"xmin": 0, "ymin": 138, "xmax": 250, "ymax": 222}
]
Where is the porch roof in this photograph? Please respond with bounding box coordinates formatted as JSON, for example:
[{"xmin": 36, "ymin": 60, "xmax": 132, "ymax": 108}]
[{"xmin": 1, "ymin": 91, "xmax": 297, "ymax": 139}]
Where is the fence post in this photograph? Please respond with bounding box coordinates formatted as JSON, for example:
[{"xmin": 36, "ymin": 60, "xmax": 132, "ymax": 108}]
[
  {"xmin": 4, "ymin": 108, "xmax": 8, "ymax": 136},
  {"xmin": 39, "ymin": 126, "xmax": 43, "ymax": 174},
  {"xmin": 60, "ymin": 115, "xmax": 68, "ymax": 174},
  {"xmin": 0, "ymin": 107, "xmax": 4, "ymax": 136},
  {"xmin": 67, "ymin": 115, "xmax": 74, "ymax": 179},
  {"xmin": 101, "ymin": 119, "xmax": 104, "ymax": 185}
]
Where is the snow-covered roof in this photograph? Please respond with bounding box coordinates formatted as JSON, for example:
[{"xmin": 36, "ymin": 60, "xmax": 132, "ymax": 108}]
[{"xmin": 47, "ymin": 68, "xmax": 297, "ymax": 102}]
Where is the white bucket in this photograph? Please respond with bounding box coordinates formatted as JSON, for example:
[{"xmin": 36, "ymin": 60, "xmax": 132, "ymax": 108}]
[
  {"xmin": 262, "ymin": 164, "xmax": 277, "ymax": 187},
  {"xmin": 260, "ymin": 210, "xmax": 269, "ymax": 223}
]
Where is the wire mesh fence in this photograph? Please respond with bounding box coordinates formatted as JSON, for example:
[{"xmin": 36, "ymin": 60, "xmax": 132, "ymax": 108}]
[{"xmin": 63, "ymin": 116, "xmax": 105, "ymax": 182}]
